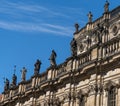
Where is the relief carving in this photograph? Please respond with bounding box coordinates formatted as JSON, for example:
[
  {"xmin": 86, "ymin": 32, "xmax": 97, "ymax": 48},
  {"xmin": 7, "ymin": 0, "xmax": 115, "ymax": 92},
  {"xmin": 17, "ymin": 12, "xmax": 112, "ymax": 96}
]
[{"xmin": 88, "ymin": 84, "xmax": 98, "ymax": 95}]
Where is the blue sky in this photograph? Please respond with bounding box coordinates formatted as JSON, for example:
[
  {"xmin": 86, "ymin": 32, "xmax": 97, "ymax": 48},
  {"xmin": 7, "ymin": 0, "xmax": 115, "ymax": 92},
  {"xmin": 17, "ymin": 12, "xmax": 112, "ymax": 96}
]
[{"xmin": 0, "ymin": 0, "xmax": 119, "ymax": 93}]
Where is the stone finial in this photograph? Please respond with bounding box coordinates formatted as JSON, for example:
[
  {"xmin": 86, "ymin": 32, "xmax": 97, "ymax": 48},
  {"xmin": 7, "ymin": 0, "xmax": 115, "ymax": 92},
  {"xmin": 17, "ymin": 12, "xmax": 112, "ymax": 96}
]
[
  {"xmin": 74, "ymin": 23, "xmax": 79, "ymax": 33},
  {"xmin": 104, "ymin": 0, "xmax": 109, "ymax": 13},
  {"xmin": 87, "ymin": 11, "xmax": 93, "ymax": 23}
]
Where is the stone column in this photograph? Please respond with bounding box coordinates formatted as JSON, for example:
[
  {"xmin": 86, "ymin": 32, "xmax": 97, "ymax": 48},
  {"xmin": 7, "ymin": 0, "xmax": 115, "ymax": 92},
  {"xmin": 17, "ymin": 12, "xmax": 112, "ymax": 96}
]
[{"xmin": 47, "ymin": 69, "xmax": 52, "ymax": 80}]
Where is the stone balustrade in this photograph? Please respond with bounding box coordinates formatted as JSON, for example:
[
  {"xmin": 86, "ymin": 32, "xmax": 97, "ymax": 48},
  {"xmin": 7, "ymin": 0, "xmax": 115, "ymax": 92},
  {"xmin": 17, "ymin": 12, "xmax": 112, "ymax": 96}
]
[
  {"xmin": 78, "ymin": 52, "xmax": 91, "ymax": 65},
  {"xmin": 102, "ymin": 37, "xmax": 120, "ymax": 58}
]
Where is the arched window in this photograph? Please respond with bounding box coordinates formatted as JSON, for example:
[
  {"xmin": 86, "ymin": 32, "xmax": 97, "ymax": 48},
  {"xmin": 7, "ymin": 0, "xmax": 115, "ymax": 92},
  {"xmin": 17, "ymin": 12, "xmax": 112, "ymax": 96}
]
[{"xmin": 108, "ymin": 87, "xmax": 116, "ymax": 106}]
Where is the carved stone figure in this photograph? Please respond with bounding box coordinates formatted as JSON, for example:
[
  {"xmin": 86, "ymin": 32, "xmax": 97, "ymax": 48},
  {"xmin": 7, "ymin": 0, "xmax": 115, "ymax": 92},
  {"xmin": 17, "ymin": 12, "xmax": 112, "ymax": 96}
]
[
  {"xmin": 87, "ymin": 11, "xmax": 93, "ymax": 23},
  {"xmin": 104, "ymin": 0, "xmax": 109, "ymax": 13},
  {"xmin": 70, "ymin": 38, "xmax": 77, "ymax": 56},
  {"xmin": 11, "ymin": 74, "xmax": 17, "ymax": 88},
  {"xmin": 97, "ymin": 24, "xmax": 104, "ymax": 43},
  {"xmin": 89, "ymin": 84, "xmax": 96, "ymax": 95},
  {"xmin": 4, "ymin": 78, "xmax": 9, "ymax": 91},
  {"xmin": 49, "ymin": 50, "xmax": 57, "ymax": 66},
  {"xmin": 21, "ymin": 67, "xmax": 27, "ymax": 82},
  {"xmin": 74, "ymin": 23, "xmax": 79, "ymax": 33},
  {"xmin": 34, "ymin": 59, "xmax": 42, "ymax": 75}
]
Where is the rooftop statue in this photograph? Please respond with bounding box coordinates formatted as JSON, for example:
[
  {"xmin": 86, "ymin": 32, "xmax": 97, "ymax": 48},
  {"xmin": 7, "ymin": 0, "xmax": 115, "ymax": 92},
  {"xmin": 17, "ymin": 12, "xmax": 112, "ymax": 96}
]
[
  {"xmin": 74, "ymin": 23, "xmax": 79, "ymax": 33},
  {"xmin": 4, "ymin": 78, "xmax": 9, "ymax": 91},
  {"xmin": 34, "ymin": 59, "xmax": 42, "ymax": 75},
  {"xmin": 11, "ymin": 74, "xmax": 17, "ymax": 88},
  {"xmin": 87, "ymin": 11, "xmax": 93, "ymax": 23},
  {"xmin": 104, "ymin": 0, "xmax": 109, "ymax": 13},
  {"xmin": 49, "ymin": 50, "xmax": 57, "ymax": 67},
  {"xmin": 70, "ymin": 38, "xmax": 77, "ymax": 56},
  {"xmin": 10, "ymin": 66, "xmax": 17, "ymax": 88},
  {"xmin": 21, "ymin": 67, "xmax": 27, "ymax": 82}
]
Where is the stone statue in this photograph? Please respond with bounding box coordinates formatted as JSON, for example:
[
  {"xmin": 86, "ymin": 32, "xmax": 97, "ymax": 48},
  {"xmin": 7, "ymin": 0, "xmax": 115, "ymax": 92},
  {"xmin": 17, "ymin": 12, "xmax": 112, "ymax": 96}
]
[
  {"xmin": 97, "ymin": 24, "xmax": 104, "ymax": 43},
  {"xmin": 87, "ymin": 11, "xmax": 93, "ymax": 23},
  {"xmin": 34, "ymin": 59, "xmax": 42, "ymax": 75},
  {"xmin": 21, "ymin": 67, "xmax": 27, "ymax": 82},
  {"xmin": 74, "ymin": 23, "xmax": 79, "ymax": 33},
  {"xmin": 70, "ymin": 38, "xmax": 77, "ymax": 56},
  {"xmin": 49, "ymin": 50, "xmax": 57, "ymax": 66},
  {"xmin": 11, "ymin": 74, "xmax": 17, "ymax": 87},
  {"xmin": 4, "ymin": 78, "xmax": 9, "ymax": 91},
  {"xmin": 104, "ymin": 0, "xmax": 109, "ymax": 13}
]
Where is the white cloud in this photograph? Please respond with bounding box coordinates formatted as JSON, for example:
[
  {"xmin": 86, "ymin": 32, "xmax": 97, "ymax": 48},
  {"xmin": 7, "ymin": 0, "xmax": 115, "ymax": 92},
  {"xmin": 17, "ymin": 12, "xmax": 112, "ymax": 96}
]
[
  {"xmin": 0, "ymin": 1, "xmax": 86, "ymax": 37},
  {"xmin": 0, "ymin": 21, "xmax": 73, "ymax": 37},
  {"xmin": 0, "ymin": 1, "xmax": 70, "ymax": 18}
]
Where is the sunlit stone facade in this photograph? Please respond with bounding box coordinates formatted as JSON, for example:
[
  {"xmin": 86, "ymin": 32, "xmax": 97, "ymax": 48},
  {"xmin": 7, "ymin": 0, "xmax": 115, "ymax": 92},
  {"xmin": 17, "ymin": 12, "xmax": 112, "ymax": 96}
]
[{"xmin": 0, "ymin": 3, "xmax": 120, "ymax": 106}]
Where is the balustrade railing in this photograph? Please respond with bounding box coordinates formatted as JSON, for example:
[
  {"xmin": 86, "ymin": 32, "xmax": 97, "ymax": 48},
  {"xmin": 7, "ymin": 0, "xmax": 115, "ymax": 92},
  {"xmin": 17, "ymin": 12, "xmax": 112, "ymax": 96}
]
[
  {"xmin": 78, "ymin": 51, "xmax": 91, "ymax": 68},
  {"xmin": 102, "ymin": 38, "xmax": 120, "ymax": 58}
]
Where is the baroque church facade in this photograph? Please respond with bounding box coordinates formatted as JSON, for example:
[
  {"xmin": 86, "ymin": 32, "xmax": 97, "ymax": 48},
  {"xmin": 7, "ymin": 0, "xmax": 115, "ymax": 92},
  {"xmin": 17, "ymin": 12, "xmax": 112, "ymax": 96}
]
[{"xmin": 0, "ymin": 1, "xmax": 120, "ymax": 106}]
